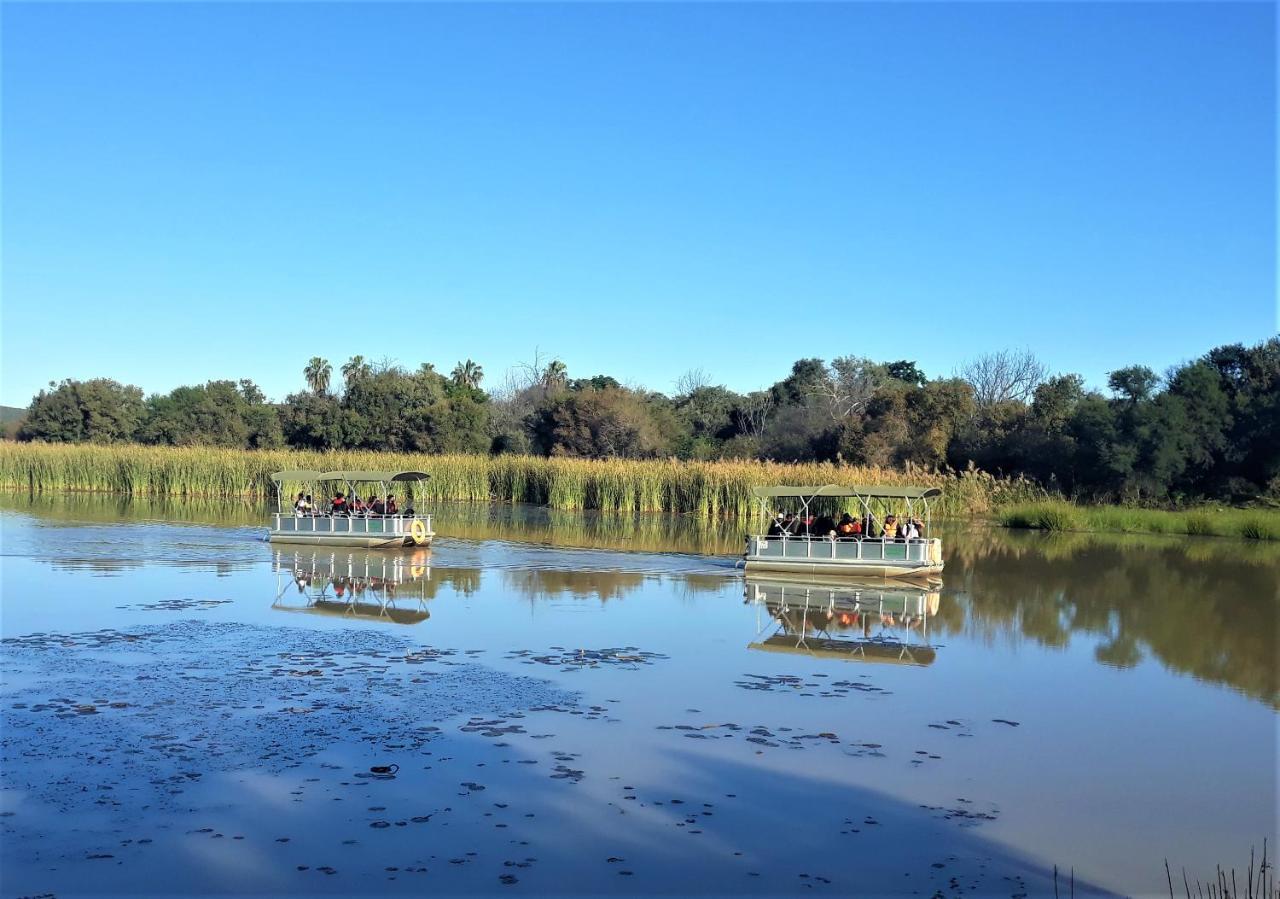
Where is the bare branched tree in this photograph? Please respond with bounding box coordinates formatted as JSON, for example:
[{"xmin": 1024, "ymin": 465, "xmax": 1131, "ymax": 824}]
[
  {"xmin": 735, "ymin": 391, "xmax": 774, "ymax": 438},
  {"xmin": 809, "ymin": 356, "xmax": 887, "ymax": 421},
  {"xmin": 511, "ymin": 348, "xmax": 552, "ymax": 394},
  {"xmin": 957, "ymin": 349, "xmax": 1048, "ymax": 408},
  {"xmin": 674, "ymin": 367, "xmax": 712, "ymax": 397}
]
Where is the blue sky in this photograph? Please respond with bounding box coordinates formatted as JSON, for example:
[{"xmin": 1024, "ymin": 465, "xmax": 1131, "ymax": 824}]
[{"xmin": 2, "ymin": 2, "xmax": 1275, "ymax": 406}]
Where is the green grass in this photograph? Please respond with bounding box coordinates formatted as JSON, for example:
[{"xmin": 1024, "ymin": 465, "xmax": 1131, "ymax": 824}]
[
  {"xmin": 0, "ymin": 441, "xmax": 1047, "ymax": 518},
  {"xmin": 999, "ymin": 501, "xmax": 1280, "ymax": 541}
]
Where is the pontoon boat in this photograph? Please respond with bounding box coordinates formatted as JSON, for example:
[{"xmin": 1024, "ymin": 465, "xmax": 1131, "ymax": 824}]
[
  {"xmin": 268, "ymin": 470, "xmax": 435, "ymax": 548},
  {"xmin": 743, "ymin": 485, "xmax": 944, "ymax": 578}
]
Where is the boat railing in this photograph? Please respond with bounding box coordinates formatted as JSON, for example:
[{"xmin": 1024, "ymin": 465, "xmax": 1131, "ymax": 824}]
[
  {"xmin": 271, "ymin": 512, "xmax": 433, "ymax": 536},
  {"xmin": 745, "ymin": 534, "xmax": 939, "ymax": 563}
]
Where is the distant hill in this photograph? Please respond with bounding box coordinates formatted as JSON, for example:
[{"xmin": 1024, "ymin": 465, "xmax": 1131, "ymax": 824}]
[{"xmin": 1, "ymin": 406, "xmax": 27, "ymax": 424}]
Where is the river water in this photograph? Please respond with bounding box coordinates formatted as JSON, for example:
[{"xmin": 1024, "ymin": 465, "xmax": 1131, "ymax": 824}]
[{"xmin": 1, "ymin": 495, "xmax": 1275, "ymax": 897}]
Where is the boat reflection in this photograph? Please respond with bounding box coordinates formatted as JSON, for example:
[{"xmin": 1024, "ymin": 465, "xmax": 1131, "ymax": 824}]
[
  {"xmin": 271, "ymin": 549, "xmax": 434, "ymax": 625},
  {"xmin": 745, "ymin": 576, "xmax": 941, "ymax": 666}
]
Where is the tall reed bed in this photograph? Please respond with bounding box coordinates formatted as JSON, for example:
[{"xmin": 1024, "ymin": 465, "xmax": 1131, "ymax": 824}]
[
  {"xmin": 999, "ymin": 500, "xmax": 1280, "ymax": 541},
  {"xmin": 0, "ymin": 442, "xmax": 1044, "ymax": 517}
]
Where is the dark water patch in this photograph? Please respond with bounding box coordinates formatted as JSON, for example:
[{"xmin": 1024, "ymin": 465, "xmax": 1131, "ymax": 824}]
[
  {"xmin": 115, "ymin": 598, "xmax": 233, "ymax": 611},
  {"xmin": 505, "ymin": 646, "xmax": 667, "ymax": 670},
  {"xmin": 0, "ymin": 620, "xmax": 575, "ymax": 818},
  {"xmin": 734, "ymin": 672, "xmax": 891, "ymax": 697}
]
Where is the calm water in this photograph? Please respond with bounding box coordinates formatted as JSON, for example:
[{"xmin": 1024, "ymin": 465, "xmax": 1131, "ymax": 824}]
[{"xmin": 1, "ymin": 494, "xmax": 1276, "ymax": 897}]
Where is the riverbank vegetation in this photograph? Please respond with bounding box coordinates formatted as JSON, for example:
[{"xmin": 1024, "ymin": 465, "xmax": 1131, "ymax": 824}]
[
  {"xmin": 7, "ymin": 338, "xmax": 1278, "ymax": 508},
  {"xmin": 0, "ymin": 443, "xmax": 1043, "ymax": 517},
  {"xmin": 998, "ymin": 501, "xmax": 1280, "ymax": 541}
]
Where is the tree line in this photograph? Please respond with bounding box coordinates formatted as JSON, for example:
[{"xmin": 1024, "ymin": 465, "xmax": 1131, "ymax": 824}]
[{"xmin": 10, "ymin": 339, "xmax": 1279, "ymax": 504}]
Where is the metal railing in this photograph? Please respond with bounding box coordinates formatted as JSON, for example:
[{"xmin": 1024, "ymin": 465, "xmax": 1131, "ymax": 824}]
[
  {"xmin": 745, "ymin": 534, "xmax": 936, "ymax": 563},
  {"xmin": 272, "ymin": 513, "xmax": 433, "ymax": 535}
]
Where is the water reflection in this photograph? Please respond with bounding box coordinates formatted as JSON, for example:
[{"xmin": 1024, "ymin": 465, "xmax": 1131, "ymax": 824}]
[
  {"xmin": 4, "ymin": 492, "xmax": 1275, "ymax": 706},
  {"xmin": 745, "ymin": 576, "xmax": 941, "ymax": 665},
  {"xmin": 271, "ymin": 549, "xmax": 434, "ymax": 625},
  {"xmin": 944, "ymin": 530, "xmax": 1280, "ymax": 706}
]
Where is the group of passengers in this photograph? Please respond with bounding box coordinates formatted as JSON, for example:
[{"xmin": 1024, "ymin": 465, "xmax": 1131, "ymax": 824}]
[
  {"xmin": 766, "ymin": 510, "xmax": 924, "ymax": 541},
  {"xmin": 293, "ymin": 491, "xmax": 412, "ymax": 518}
]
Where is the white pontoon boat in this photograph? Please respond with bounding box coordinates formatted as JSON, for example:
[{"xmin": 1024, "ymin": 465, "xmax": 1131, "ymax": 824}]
[
  {"xmin": 743, "ymin": 485, "xmax": 944, "ymax": 579},
  {"xmin": 268, "ymin": 470, "xmax": 435, "ymax": 548}
]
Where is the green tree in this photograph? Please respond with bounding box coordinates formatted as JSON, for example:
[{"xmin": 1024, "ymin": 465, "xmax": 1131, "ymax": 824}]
[
  {"xmin": 303, "ymin": 358, "xmax": 332, "ymax": 394},
  {"xmin": 341, "ymin": 356, "xmax": 372, "ymax": 389},
  {"xmin": 18, "ymin": 379, "xmax": 145, "ymax": 444},
  {"xmin": 771, "ymin": 358, "xmax": 828, "ymax": 406},
  {"xmin": 450, "ymin": 359, "xmax": 484, "ymax": 390},
  {"xmin": 885, "ymin": 360, "xmax": 926, "ymax": 387},
  {"xmin": 282, "ymin": 391, "xmax": 344, "ymax": 449},
  {"xmin": 541, "ymin": 360, "xmax": 568, "ymax": 392},
  {"xmin": 140, "ymin": 380, "xmax": 280, "ymax": 448},
  {"xmin": 906, "ymin": 378, "xmax": 976, "ymax": 466},
  {"xmin": 528, "ymin": 386, "xmax": 670, "ymax": 458},
  {"xmin": 1107, "ymin": 365, "xmax": 1158, "ymax": 403}
]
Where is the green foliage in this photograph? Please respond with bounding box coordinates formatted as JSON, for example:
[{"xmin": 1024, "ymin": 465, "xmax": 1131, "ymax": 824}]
[
  {"xmin": 0, "ymin": 442, "xmax": 1042, "ymax": 517},
  {"xmin": 19, "ymin": 379, "xmax": 146, "ymax": 444},
  {"xmin": 139, "ymin": 380, "xmax": 281, "ymax": 448},
  {"xmin": 527, "ymin": 386, "xmax": 669, "ymax": 459},
  {"xmin": 7, "ymin": 338, "xmax": 1277, "ymax": 509},
  {"xmin": 1107, "ymin": 365, "xmax": 1159, "ymax": 402},
  {"xmin": 999, "ymin": 501, "xmax": 1280, "ymax": 541}
]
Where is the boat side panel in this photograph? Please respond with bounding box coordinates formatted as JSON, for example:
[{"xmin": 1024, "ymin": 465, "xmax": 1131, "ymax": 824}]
[
  {"xmin": 743, "ymin": 559, "xmax": 943, "ymax": 579},
  {"xmin": 269, "ymin": 533, "xmax": 432, "ymax": 549}
]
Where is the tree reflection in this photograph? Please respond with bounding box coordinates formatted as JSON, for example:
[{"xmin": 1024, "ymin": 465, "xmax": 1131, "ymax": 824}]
[{"xmin": 941, "ymin": 530, "xmax": 1279, "ymax": 706}]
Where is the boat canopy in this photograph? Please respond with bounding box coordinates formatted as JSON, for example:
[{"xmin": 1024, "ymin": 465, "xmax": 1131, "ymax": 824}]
[
  {"xmin": 751, "ymin": 485, "xmax": 941, "ymax": 500},
  {"xmin": 317, "ymin": 470, "xmax": 431, "ymax": 483},
  {"xmin": 271, "ymin": 470, "xmax": 431, "ymax": 484},
  {"xmin": 270, "ymin": 469, "xmax": 327, "ymax": 483}
]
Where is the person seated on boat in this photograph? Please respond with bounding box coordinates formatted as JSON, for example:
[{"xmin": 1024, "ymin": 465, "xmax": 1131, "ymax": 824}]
[
  {"xmin": 902, "ymin": 518, "xmax": 920, "ymax": 540},
  {"xmin": 386, "ymin": 494, "xmax": 399, "ymax": 515},
  {"xmin": 293, "ymin": 492, "xmax": 309, "ymax": 515},
  {"xmin": 881, "ymin": 515, "xmax": 898, "ymax": 540},
  {"xmin": 767, "ymin": 513, "xmax": 786, "ymax": 537},
  {"xmin": 352, "ymin": 496, "xmax": 367, "ymax": 516},
  {"xmin": 779, "ymin": 511, "xmax": 801, "ymax": 535},
  {"xmin": 811, "ymin": 512, "xmax": 837, "ymax": 537},
  {"xmin": 835, "ymin": 513, "xmax": 862, "ymax": 539},
  {"xmin": 330, "ymin": 492, "xmax": 349, "ymax": 515},
  {"xmin": 304, "ymin": 494, "xmax": 314, "ymax": 515},
  {"xmin": 371, "ymin": 497, "xmax": 386, "ymax": 516}
]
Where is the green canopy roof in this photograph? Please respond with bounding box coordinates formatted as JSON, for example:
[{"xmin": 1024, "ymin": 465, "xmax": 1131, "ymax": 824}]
[
  {"xmin": 751, "ymin": 485, "xmax": 941, "ymax": 500},
  {"xmin": 318, "ymin": 470, "xmax": 431, "ymax": 483},
  {"xmin": 271, "ymin": 470, "xmax": 430, "ymax": 484},
  {"xmin": 270, "ymin": 470, "xmax": 326, "ymax": 482}
]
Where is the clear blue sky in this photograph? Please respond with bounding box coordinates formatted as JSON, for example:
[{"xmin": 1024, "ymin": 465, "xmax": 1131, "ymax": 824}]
[{"xmin": 2, "ymin": 2, "xmax": 1275, "ymax": 407}]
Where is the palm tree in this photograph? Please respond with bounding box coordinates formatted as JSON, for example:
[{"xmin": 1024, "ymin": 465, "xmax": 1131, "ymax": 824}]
[
  {"xmin": 303, "ymin": 357, "xmax": 332, "ymax": 395},
  {"xmin": 542, "ymin": 360, "xmax": 568, "ymax": 390},
  {"xmin": 341, "ymin": 355, "xmax": 370, "ymax": 387},
  {"xmin": 451, "ymin": 359, "xmax": 484, "ymax": 389}
]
